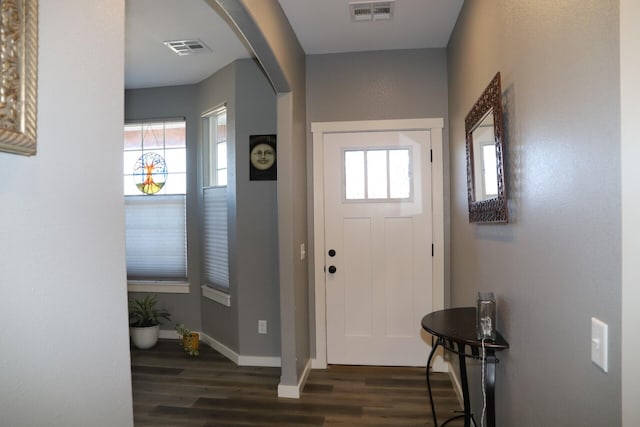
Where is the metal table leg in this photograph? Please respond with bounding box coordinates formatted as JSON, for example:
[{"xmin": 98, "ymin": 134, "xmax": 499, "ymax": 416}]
[
  {"xmin": 456, "ymin": 343, "xmax": 472, "ymax": 427},
  {"xmin": 485, "ymin": 353, "xmax": 497, "ymax": 427},
  {"xmin": 426, "ymin": 338, "xmax": 467, "ymax": 427},
  {"xmin": 425, "ymin": 338, "xmax": 441, "ymax": 427}
]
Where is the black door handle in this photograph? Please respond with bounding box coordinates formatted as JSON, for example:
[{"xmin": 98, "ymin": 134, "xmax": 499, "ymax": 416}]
[{"xmin": 328, "ymin": 265, "xmax": 337, "ymax": 274}]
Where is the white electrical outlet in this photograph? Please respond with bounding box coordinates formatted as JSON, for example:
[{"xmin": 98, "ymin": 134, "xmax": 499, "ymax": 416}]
[
  {"xmin": 591, "ymin": 317, "xmax": 608, "ymax": 373},
  {"xmin": 258, "ymin": 320, "xmax": 267, "ymax": 334}
]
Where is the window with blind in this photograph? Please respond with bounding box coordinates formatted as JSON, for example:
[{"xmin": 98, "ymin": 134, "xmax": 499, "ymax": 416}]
[
  {"xmin": 203, "ymin": 186, "xmax": 228, "ymax": 290},
  {"xmin": 123, "ymin": 120, "xmax": 187, "ymax": 283},
  {"xmin": 204, "ymin": 106, "xmax": 227, "ymax": 187},
  {"xmin": 202, "ymin": 106, "xmax": 230, "ymax": 302}
]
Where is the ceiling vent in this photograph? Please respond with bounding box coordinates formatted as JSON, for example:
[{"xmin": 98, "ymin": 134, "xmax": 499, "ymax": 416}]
[
  {"xmin": 163, "ymin": 39, "xmax": 211, "ymax": 56},
  {"xmin": 349, "ymin": 1, "xmax": 395, "ymax": 22}
]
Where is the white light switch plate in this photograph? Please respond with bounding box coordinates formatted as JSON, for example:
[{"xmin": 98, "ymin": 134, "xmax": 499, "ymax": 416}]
[
  {"xmin": 591, "ymin": 317, "xmax": 608, "ymax": 373},
  {"xmin": 258, "ymin": 320, "xmax": 267, "ymax": 335}
]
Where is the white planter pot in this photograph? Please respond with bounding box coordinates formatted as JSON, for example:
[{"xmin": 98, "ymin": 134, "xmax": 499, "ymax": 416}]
[{"xmin": 130, "ymin": 324, "xmax": 160, "ymax": 349}]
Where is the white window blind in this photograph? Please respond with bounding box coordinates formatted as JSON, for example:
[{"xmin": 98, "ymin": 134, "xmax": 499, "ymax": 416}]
[
  {"xmin": 125, "ymin": 195, "xmax": 187, "ymax": 281},
  {"xmin": 203, "ymin": 186, "xmax": 229, "ymax": 290}
]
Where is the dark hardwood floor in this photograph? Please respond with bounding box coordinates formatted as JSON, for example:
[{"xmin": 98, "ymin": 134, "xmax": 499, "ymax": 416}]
[{"xmin": 131, "ymin": 340, "xmax": 464, "ymax": 426}]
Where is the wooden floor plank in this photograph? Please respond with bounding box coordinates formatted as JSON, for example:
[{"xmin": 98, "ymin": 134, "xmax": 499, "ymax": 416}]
[{"xmin": 131, "ymin": 340, "xmax": 463, "ymax": 426}]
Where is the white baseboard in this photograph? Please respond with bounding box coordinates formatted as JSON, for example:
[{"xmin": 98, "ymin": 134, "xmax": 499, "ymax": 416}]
[
  {"xmin": 447, "ymin": 360, "xmax": 464, "ymax": 409},
  {"xmin": 277, "ymin": 359, "xmax": 312, "ymax": 399},
  {"xmin": 238, "ymin": 354, "xmax": 281, "ymax": 367},
  {"xmin": 198, "ymin": 331, "xmax": 241, "ymax": 364},
  {"xmin": 158, "ymin": 329, "xmax": 281, "ymax": 367},
  {"xmin": 311, "ymin": 357, "xmax": 326, "ymax": 369}
]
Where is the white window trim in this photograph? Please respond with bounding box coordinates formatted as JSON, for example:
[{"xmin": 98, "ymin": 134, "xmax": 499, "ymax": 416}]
[
  {"xmin": 127, "ymin": 281, "xmax": 190, "ymax": 294},
  {"xmin": 202, "ymin": 105, "xmax": 227, "ymax": 187},
  {"xmin": 202, "ymin": 285, "xmax": 231, "ymax": 306}
]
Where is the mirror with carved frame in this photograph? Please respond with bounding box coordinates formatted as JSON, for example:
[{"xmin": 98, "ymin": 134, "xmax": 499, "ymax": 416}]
[
  {"xmin": 465, "ymin": 72, "xmax": 507, "ymax": 223},
  {"xmin": 0, "ymin": 0, "xmax": 38, "ymax": 156}
]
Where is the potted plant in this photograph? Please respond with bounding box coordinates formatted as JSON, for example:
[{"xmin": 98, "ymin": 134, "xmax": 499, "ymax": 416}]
[
  {"xmin": 129, "ymin": 295, "xmax": 171, "ymax": 349},
  {"xmin": 175, "ymin": 323, "xmax": 199, "ymax": 356}
]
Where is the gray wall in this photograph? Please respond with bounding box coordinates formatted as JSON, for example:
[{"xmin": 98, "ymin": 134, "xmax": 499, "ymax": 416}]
[
  {"xmin": 198, "ymin": 59, "xmax": 280, "ymax": 356},
  {"xmin": 124, "ymin": 59, "xmax": 279, "ymax": 357},
  {"xmin": 447, "ymin": 0, "xmax": 621, "ymax": 425},
  {"xmin": 306, "ymin": 48, "xmax": 450, "ymax": 356},
  {"xmin": 247, "ymin": 0, "xmax": 310, "ymax": 385},
  {"xmin": 307, "ymin": 49, "xmax": 448, "ymax": 122},
  {"xmin": 125, "ymin": 85, "xmax": 203, "ymax": 331},
  {"xmin": 621, "ymin": 1, "xmax": 640, "ymax": 424},
  {"xmin": 234, "ymin": 60, "xmax": 280, "ymax": 356},
  {"xmin": 198, "ymin": 62, "xmax": 240, "ymax": 350},
  {"xmin": 0, "ymin": 1, "xmax": 133, "ymax": 425},
  {"xmin": 219, "ymin": 0, "xmax": 309, "ymax": 386}
]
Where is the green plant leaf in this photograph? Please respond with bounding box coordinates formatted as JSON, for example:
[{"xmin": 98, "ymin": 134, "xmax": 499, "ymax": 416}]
[{"xmin": 128, "ymin": 295, "xmax": 171, "ymax": 327}]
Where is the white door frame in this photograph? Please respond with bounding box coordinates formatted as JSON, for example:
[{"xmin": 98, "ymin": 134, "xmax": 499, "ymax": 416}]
[{"xmin": 311, "ymin": 118, "xmax": 445, "ymax": 369}]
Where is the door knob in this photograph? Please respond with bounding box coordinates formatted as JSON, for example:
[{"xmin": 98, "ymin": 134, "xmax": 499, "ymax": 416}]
[
  {"xmin": 328, "ymin": 249, "xmax": 336, "ymax": 257},
  {"xmin": 328, "ymin": 265, "xmax": 337, "ymax": 274}
]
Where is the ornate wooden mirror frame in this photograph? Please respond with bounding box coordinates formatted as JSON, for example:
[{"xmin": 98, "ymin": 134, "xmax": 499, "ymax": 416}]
[{"xmin": 465, "ymin": 72, "xmax": 507, "ymax": 223}]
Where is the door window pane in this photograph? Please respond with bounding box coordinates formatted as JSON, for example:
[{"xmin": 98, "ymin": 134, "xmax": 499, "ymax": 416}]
[
  {"xmin": 343, "ymin": 147, "xmax": 412, "ymax": 201},
  {"xmin": 389, "ymin": 149, "xmax": 410, "ymax": 199},
  {"xmin": 367, "ymin": 150, "xmax": 388, "ymax": 199},
  {"xmin": 345, "ymin": 150, "xmax": 365, "ymax": 200}
]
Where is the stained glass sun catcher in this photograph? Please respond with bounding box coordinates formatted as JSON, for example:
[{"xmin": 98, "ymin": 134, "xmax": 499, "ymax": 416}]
[{"xmin": 133, "ymin": 152, "xmax": 168, "ymax": 195}]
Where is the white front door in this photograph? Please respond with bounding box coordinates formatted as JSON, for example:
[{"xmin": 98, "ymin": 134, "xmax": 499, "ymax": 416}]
[{"xmin": 323, "ymin": 130, "xmax": 433, "ymax": 366}]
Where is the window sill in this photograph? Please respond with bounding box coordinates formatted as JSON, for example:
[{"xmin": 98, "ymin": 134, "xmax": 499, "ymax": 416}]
[
  {"xmin": 127, "ymin": 281, "xmax": 190, "ymax": 294},
  {"xmin": 202, "ymin": 285, "xmax": 231, "ymax": 307}
]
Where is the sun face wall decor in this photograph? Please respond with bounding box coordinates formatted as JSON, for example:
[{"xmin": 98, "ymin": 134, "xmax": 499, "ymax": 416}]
[{"xmin": 249, "ymin": 134, "xmax": 277, "ymax": 181}]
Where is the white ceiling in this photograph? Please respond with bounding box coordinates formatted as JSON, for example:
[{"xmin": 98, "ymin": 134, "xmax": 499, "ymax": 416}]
[
  {"xmin": 125, "ymin": 0, "xmax": 252, "ymax": 89},
  {"xmin": 125, "ymin": 0, "xmax": 463, "ymax": 89}
]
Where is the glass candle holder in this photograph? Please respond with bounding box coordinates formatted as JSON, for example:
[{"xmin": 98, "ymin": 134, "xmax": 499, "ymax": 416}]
[{"xmin": 476, "ymin": 292, "xmax": 496, "ymax": 340}]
